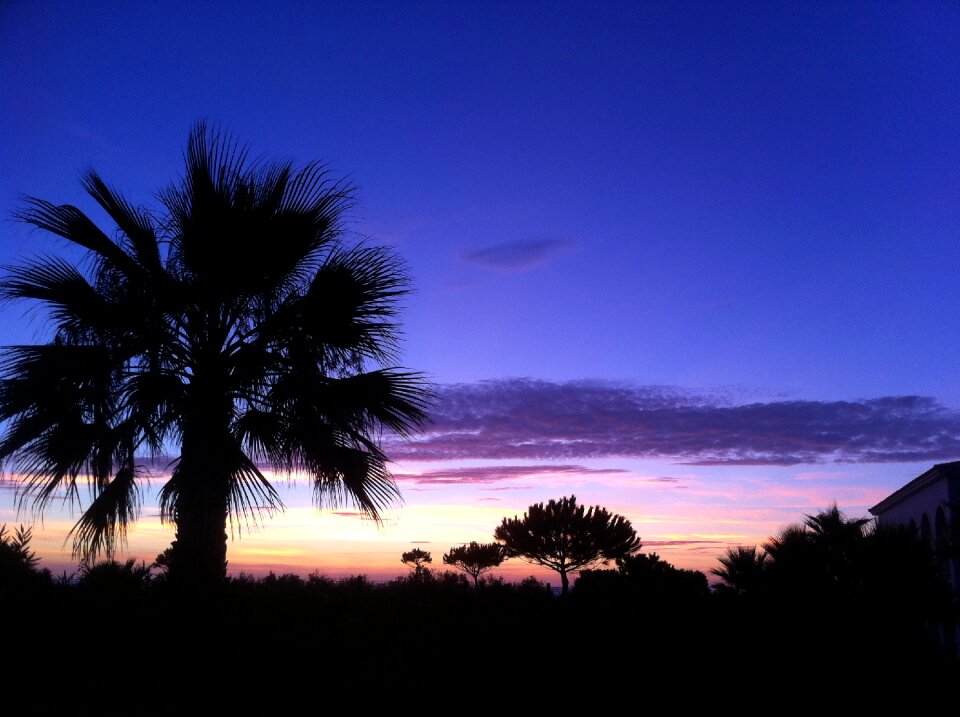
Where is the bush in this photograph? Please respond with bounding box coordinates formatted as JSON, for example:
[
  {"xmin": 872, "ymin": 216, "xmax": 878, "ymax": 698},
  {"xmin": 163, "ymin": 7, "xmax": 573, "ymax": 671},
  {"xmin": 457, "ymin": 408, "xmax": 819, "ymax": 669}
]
[
  {"xmin": 78, "ymin": 558, "xmax": 152, "ymax": 595},
  {"xmin": 0, "ymin": 524, "xmax": 52, "ymax": 595}
]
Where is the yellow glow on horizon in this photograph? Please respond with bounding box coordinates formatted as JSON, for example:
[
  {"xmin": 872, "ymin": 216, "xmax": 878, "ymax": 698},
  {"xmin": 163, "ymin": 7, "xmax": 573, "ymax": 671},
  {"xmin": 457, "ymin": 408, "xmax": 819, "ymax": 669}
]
[{"xmin": 1, "ymin": 458, "xmax": 896, "ymax": 583}]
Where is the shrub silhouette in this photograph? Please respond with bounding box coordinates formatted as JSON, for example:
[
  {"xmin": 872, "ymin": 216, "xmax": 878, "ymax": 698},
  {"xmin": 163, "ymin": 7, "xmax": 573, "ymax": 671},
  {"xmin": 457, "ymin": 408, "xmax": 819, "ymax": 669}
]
[
  {"xmin": 617, "ymin": 552, "xmax": 709, "ymax": 598},
  {"xmin": 78, "ymin": 558, "xmax": 152, "ymax": 592},
  {"xmin": 0, "ymin": 523, "xmax": 51, "ymax": 594},
  {"xmin": 575, "ymin": 552, "xmax": 708, "ymax": 602}
]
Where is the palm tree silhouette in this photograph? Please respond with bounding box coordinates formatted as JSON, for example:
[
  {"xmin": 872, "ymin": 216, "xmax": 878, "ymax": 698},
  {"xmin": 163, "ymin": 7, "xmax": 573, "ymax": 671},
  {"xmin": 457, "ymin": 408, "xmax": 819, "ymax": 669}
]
[
  {"xmin": 762, "ymin": 504, "xmax": 872, "ymax": 593},
  {"xmin": 0, "ymin": 124, "xmax": 432, "ymax": 588},
  {"xmin": 711, "ymin": 545, "xmax": 768, "ymax": 594},
  {"xmin": 803, "ymin": 504, "xmax": 870, "ymax": 543}
]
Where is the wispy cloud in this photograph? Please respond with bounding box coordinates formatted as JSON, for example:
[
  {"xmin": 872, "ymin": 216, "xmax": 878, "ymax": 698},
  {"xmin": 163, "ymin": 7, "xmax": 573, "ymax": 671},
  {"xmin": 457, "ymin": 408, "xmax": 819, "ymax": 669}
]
[
  {"xmin": 462, "ymin": 239, "xmax": 569, "ymax": 271},
  {"xmin": 387, "ymin": 379, "xmax": 960, "ymax": 466},
  {"xmin": 394, "ymin": 464, "xmax": 626, "ymax": 485}
]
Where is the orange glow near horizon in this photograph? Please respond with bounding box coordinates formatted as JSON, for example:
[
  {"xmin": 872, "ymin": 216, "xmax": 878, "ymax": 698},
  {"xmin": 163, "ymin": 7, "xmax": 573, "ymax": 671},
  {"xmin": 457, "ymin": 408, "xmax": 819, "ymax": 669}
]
[{"xmin": 0, "ymin": 459, "xmax": 905, "ymax": 584}]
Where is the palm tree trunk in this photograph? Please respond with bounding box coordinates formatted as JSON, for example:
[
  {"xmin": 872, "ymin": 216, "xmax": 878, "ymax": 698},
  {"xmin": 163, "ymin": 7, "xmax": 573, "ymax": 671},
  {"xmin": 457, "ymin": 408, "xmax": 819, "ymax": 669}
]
[
  {"xmin": 166, "ymin": 359, "xmax": 232, "ymax": 591},
  {"xmin": 165, "ymin": 446, "xmax": 230, "ymax": 591},
  {"xmin": 167, "ymin": 488, "xmax": 229, "ymax": 591}
]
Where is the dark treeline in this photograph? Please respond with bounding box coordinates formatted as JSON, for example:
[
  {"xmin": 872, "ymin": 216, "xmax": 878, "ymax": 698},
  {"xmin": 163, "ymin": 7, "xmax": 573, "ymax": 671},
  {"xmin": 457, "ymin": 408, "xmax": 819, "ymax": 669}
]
[{"xmin": 2, "ymin": 506, "xmax": 956, "ymax": 706}]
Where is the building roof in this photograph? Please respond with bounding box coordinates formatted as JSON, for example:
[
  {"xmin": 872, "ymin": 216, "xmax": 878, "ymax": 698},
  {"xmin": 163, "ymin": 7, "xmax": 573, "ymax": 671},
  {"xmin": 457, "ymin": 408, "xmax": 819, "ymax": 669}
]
[{"xmin": 869, "ymin": 461, "xmax": 960, "ymax": 516}]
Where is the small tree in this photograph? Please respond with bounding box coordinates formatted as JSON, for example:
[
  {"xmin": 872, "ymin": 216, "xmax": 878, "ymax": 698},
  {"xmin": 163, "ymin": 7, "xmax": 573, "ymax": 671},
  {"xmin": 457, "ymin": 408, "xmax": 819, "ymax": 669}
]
[
  {"xmin": 443, "ymin": 542, "xmax": 506, "ymax": 587},
  {"xmin": 494, "ymin": 495, "xmax": 642, "ymax": 594},
  {"xmin": 401, "ymin": 548, "xmax": 432, "ymax": 580}
]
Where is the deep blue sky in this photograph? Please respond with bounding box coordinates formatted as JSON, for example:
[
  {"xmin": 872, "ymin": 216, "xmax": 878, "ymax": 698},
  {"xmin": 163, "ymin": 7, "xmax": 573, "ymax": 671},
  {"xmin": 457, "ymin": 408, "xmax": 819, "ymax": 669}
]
[
  {"xmin": 2, "ymin": 3, "xmax": 960, "ymax": 575},
  {"xmin": 3, "ymin": 2, "xmax": 958, "ymax": 402}
]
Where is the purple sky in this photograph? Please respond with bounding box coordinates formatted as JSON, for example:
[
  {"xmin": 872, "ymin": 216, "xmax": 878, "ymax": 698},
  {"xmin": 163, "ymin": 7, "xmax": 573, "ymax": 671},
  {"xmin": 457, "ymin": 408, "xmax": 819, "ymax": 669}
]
[{"xmin": 1, "ymin": 1, "xmax": 958, "ymax": 579}]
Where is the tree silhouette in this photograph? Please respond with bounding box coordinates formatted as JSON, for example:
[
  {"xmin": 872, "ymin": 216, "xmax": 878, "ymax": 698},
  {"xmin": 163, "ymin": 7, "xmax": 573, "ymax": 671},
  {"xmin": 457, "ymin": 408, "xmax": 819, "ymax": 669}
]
[
  {"xmin": 715, "ymin": 504, "xmax": 949, "ymax": 613},
  {"xmin": 711, "ymin": 545, "xmax": 768, "ymax": 595},
  {"xmin": 716, "ymin": 505, "xmax": 954, "ymax": 665},
  {"xmin": 401, "ymin": 548, "xmax": 432, "ymax": 579},
  {"xmin": 0, "ymin": 124, "xmax": 432, "ymax": 589},
  {"xmin": 442, "ymin": 542, "xmax": 506, "ymax": 586},
  {"xmin": 616, "ymin": 552, "xmax": 709, "ymax": 598},
  {"xmin": 494, "ymin": 495, "xmax": 642, "ymax": 594},
  {"xmin": 575, "ymin": 551, "xmax": 709, "ymax": 600},
  {"xmin": 763, "ymin": 504, "xmax": 872, "ymax": 594}
]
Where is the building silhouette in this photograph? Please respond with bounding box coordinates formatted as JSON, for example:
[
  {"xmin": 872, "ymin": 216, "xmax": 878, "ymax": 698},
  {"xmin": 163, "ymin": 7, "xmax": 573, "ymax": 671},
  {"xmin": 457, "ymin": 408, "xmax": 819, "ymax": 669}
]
[{"xmin": 870, "ymin": 461, "xmax": 960, "ymax": 594}]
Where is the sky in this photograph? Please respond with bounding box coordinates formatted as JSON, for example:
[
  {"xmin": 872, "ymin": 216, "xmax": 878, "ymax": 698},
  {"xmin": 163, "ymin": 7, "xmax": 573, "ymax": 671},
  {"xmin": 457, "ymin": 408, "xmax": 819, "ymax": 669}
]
[{"xmin": 1, "ymin": 1, "xmax": 959, "ymax": 584}]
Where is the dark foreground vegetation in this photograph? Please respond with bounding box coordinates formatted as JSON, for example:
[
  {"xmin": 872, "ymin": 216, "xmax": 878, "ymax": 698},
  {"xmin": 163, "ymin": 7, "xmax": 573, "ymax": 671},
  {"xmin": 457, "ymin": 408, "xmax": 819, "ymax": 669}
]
[{"xmin": 2, "ymin": 510, "xmax": 956, "ymax": 709}]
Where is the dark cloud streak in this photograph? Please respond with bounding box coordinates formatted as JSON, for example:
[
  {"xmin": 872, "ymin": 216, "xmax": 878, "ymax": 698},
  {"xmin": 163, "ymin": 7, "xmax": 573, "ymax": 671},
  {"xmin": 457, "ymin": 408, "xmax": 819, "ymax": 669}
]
[
  {"xmin": 387, "ymin": 379, "xmax": 960, "ymax": 466},
  {"xmin": 462, "ymin": 239, "xmax": 569, "ymax": 271},
  {"xmin": 395, "ymin": 464, "xmax": 626, "ymax": 485}
]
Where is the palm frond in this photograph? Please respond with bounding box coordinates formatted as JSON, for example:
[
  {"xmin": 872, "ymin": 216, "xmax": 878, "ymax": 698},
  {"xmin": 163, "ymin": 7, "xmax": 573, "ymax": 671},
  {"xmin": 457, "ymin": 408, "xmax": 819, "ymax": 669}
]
[
  {"xmin": 280, "ymin": 160, "xmax": 354, "ymax": 227},
  {"xmin": 304, "ymin": 369, "xmax": 433, "ymax": 436},
  {"xmin": 118, "ymin": 371, "xmax": 185, "ymax": 451},
  {"xmin": 252, "ymin": 163, "xmax": 292, "ymax": 212},
  {"xmin": 225, "ymin": 449, "xmax": 284, "ymax": 530},
  {"xmin": 80, "ymin": 170, "xmax": 162, "ymax": 271},
  {"xmin": 14, "ymin": 198, "xmax": 138, "ymax": 274},
  {"xmin": 284, "ymin": 244, "xmax": 411, "ymax": 363},
  {"xmin": 158, "ymin": 444, "xmax": 283, "ymax": 530},
  {"xmin": 233, "ymin": 408, "xmax": 284, "ymax": 462},
  {"xmin": 68, "ymin": 464, "xmax": 141, "ymax": 560},
  {"xmin": 186, "ymin": 121, "xmax": 251, "ymax": 200},
  {"xmin": 310, "ymin": 444, "xmax": 400, "ymax": 522},
  {"xmin": 0, "ymin": 345, "xmax": 96, "ymax": 417},
  {"xmin": 0, "ymin": 340, "xmax": 140, "ymax": 519},
  {"xmin": 0, "ymin": 344, "xmax": 116, "ymax": 444},
  {"xmin": 0, "ymin": 258, "xmax": 127, "ymax": 336}
]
